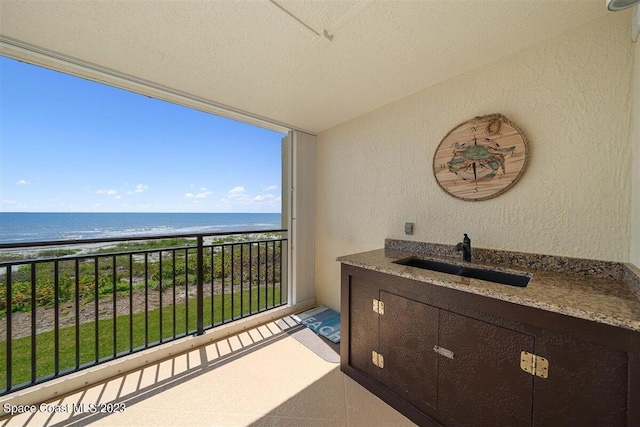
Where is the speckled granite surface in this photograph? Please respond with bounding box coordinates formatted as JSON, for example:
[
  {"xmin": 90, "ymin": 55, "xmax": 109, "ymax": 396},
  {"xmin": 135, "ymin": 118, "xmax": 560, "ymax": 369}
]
[
  {"xmin": 337, "ymin": 240, "xmax": 640, "ymax": 333},
  {"xmin": 384, "ymin": 239, "xmax": 624, "ymax": 279},
  {"xmin": 624, "ymin": 264, "xmax": 640, "ymax": 302}
]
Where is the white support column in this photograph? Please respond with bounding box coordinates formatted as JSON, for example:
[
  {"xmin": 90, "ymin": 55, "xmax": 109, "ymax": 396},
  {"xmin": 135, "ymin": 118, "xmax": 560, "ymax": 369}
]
[
  {"xmin": 281, "ymin": 133, "xmax": 290, "ymax": 301},
  {"xmin": 288, "ymin": 130, "xmax": 317, "ymax": 305}
]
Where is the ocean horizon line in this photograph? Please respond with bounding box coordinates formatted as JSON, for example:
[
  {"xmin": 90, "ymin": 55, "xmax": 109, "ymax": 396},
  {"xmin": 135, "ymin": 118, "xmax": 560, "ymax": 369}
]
[
  {"xmin": 0, "ymin": 212, "xmax": 283, "ymax": 244},
  {"xmin": 0, "ymin": 211, "xmax": 281, "ymax": 214}
]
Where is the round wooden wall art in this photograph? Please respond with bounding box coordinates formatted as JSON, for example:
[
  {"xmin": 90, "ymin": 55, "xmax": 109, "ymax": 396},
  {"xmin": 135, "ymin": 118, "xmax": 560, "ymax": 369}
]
[{"xmin": 433, "ymin": 114, "xmax": 529, "ymax": 201}]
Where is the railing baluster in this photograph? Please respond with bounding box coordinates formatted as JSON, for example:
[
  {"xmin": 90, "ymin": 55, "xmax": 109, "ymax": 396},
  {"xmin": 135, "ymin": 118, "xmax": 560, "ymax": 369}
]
[
  {"xmin": 30, "ymin": 263, "xmax": 36, "ymax": 383},
  {"xmin": 279, "ymin": 240, "xmax": 283, "ymax": 305},
  {"xmin": 196, "ymin": 236, "xmax": 204, "ymax": 336},
  {"xmin": 6, "ymin": 266, "xmax": 12, "ymax": 392},
  {"xmin": 249, "ymin": 243, "xmax": 253, "ymax": 314},
  {"xmin": 159, "ymin": 251, "xmax": 163, "ymax": 342},
  {"xmin": 54, "ymin": 260, "xmax": 60, "ymax": 375},
  {"xmin": 112, "ymin": 256, "xmax": 117, "ymax": 358},
  {"xmin": 257, "ymin": 242, "xmax": 261, "ymax": 312},
  {"xmin": 272, "ymin": 241, "xmax": 276, "ymax": 308},
  {"xmin": 172, "ymin": 249, "xmax": 176, "ymax": 339},
  {"xmin": 144, "ymin": 252, "xmax": 149, "ymax": 348},
  {"xmin": 240, "ymin": 243, "xmax": 244, "ymax": 318},
  {"xmin": 211, "ymin": 246, "xmax": 216, "ymax": 328},
  {"xmin": 94, "ymin": 258, "xmax": 99, "ymax": 363},
  {"xmin": 221, "ymin": 246, "xmax": 225, "ymax": 323},
  {"xmin": 231, "ymin": 244, "xmax": 235, "ymax": 320},
  {"xmin": 129, "ymin": 253, "xmax": 133, "ymax": 352},
  {"xmin": 184, "ymin": 248, "xmax": 189, "ymax": 334},
  {"xmin": 75, "ymin": 259, "xmax": 80, "ymax": 368},
  {"xmin": 265, "ymin": 242, "xmax": 269, "ymax": 310}
]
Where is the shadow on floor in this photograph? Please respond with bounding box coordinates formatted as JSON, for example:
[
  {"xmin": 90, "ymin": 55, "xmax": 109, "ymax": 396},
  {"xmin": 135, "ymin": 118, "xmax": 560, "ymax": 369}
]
[
  {"xmin": 2, "ymin": 316, "xmax": 362, "ymax": 427},
  {"xmin": 9, "ymin": 321, "xmax": 297, "ymax": 427}
]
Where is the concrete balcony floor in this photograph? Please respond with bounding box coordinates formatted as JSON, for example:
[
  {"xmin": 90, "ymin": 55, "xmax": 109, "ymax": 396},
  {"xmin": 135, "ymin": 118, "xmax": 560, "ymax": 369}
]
[{"xmin": 2, "ymin": 316, "xmax": 415, "ymax": 426}]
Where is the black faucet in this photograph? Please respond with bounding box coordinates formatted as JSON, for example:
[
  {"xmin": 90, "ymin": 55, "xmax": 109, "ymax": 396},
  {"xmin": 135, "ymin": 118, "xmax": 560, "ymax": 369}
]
[{"xmin": 455, "ymin": 234, "xmax": 471, "ymax": 262}]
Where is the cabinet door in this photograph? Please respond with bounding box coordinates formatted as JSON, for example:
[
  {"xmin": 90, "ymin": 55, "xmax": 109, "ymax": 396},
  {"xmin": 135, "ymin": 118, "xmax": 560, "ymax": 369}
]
[
  {"xmin": 438, "ymin": 309, "xmax": 534, "ymax": 427},
  {"xmin": 533, "ymin": 332, "xmax": 628, "ymax": 426},
  {"xmin": 348, "ymin": 273, "xmax": 380, "ymax": 380},
  {"xmin": 379, "ymin": 291, "xmax": 439, "ymax": 413}
]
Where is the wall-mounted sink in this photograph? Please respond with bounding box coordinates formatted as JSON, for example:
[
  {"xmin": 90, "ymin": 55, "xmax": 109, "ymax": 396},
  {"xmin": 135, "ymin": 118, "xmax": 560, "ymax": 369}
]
[{"xmin": 393, "ymin": 257, "xmax": 530, "ymax": 287}]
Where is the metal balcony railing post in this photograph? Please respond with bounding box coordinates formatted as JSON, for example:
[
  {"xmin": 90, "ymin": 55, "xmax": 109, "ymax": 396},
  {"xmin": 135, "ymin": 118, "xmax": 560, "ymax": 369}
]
[
  {"xmin": 196, "ymin": 236, "xmax": 205, "ymax": 336},
  {"xmin": 6, "ymin": 267, "xmax": 12, "ymax": 393}
]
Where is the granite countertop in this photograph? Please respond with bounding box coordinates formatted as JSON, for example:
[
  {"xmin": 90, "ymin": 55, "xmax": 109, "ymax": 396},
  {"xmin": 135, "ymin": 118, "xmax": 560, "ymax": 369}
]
[{"xmin": 337, "ymin": 239, "xmax": 640, "ymax": 333}]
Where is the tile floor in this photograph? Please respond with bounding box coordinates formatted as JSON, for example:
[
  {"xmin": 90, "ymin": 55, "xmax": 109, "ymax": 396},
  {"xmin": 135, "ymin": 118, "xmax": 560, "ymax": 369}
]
[{"xmin": 1, "ymin": 316, "xmax": 415, "ymax": 426}]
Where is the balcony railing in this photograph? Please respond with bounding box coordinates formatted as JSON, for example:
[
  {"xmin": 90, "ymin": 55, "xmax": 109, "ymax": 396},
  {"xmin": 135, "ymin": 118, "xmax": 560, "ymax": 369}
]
[{"xmin": 0, "ymin": 229, "xmax": 288, "ymax": 395}]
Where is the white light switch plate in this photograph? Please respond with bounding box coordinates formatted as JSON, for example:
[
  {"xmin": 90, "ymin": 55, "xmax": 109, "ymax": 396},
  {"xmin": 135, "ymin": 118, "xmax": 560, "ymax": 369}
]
[{"xmin": 404, "ymin": 223, "xmax": 414, "ymax": 235}]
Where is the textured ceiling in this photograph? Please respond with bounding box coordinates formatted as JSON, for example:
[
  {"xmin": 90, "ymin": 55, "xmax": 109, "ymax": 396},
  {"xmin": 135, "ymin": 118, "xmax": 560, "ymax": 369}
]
[{"xmin": 0, "ymin": 0, "xmax": 609, "ymax": 133}]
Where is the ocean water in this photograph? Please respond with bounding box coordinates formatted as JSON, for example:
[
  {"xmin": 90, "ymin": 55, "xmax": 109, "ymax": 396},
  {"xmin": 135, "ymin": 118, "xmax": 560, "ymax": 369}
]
[{"xmin": 0, "ymin": 212, "xmax": 282, "ymax": 244}]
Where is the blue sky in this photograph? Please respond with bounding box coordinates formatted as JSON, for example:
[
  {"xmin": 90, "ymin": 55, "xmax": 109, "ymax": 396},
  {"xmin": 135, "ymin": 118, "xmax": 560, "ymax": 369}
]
[{"xmin": 0, "ymin": 56, "xmax": 285, "ymax": 213}]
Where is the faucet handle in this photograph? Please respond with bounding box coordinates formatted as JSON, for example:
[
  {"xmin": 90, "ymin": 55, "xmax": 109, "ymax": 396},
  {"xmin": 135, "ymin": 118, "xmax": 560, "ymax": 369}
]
[{"xmin": 456, "ymin": 235, "xmax": 472, "ymax": 262}]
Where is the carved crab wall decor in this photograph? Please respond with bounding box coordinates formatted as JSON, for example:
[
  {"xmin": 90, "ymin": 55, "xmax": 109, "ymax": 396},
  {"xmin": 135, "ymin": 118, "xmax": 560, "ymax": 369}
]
[{"xmin": 433, "ymin": 114, "xmax": 529, "ymax": 201}]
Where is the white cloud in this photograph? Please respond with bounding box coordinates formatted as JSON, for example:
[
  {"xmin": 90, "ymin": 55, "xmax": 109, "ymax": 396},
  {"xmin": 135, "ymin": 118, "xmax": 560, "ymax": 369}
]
[
  {"xmin": 220, "ymin": 185, "xmax": 281, "ymax": 210},
  {"xmin": 254, "ymin": 194, "xmax": 280, "ymax": 202},
  {"xmin": 262, "ymin": 185, "xmax": 277, "ymax": 192},
  {"xmin": 97, "ymin": 189, "xmax": 118, "ymax": 195},
  {"xmin": 126, "ymin": 184, "xmax": 149, "ymax": 195},
  {"xmin": 17, "ymin": 179, "xmax": 30, "ymax": 185},
  {"xmin": 222, "ymin": 186, "xmax": 250, "ymax": 204},
  {"xmin": 185, "ymin": 187, "xmax": 212, "ymax": 200}
]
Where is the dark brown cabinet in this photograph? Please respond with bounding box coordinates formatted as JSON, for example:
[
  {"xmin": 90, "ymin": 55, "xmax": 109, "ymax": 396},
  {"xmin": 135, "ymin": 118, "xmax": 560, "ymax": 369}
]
[
  {"xmin": 341, "ymin": 265, "xmax": 640, "ymax": 427},
  {"xmin": 378, "ymin": 291, "xmax": 439, "ymax": 414},
  {"xmin": 379, "ymin": 291, "xmax": 534, "ymax": 427},
  {"xmin": 531, "ymin": 333, "xmax": 628, "ymax": 426},
  {"xmin": 436, "ymin": 307, "xmax": 534, "ymax": 427}
]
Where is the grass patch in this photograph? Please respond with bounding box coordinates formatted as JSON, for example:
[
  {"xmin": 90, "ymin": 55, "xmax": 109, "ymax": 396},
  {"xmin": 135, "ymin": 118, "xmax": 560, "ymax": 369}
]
[
  {"xmin": 35, "ymin": 249, "xmax": 82, "ymax": 258},
  {"xmin": 0, "ymin": 253, "xmax": 30, "ymax": 263},
  {"xmin": 91, "ymin": 238, "xmax": 194, "ymax": 254},
  {"xmin": 0, "ymin": 249, "xmax": 81, "ymax": 263}
]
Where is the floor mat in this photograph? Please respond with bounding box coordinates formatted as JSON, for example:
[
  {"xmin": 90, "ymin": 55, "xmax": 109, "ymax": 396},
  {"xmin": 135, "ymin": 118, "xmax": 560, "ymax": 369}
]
[
  {"xmin": 275, "ymin": 316, "xmax": 340, "ymax": 363},
  {"xmin": 291, "ymin": 305, "xmax": 341, "ymax": 343}
]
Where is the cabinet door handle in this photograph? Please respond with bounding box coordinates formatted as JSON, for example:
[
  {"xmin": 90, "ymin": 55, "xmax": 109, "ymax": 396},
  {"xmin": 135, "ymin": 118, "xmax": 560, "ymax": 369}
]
[{"xmin": 433, "ymin": 345, "xmax": 454, "ymax": 359}]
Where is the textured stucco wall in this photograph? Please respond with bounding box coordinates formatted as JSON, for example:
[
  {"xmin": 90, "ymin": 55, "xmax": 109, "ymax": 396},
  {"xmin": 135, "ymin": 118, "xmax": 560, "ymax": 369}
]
[
  {"xmin": 632, "ymin": 18, "xmax": 640, "ymax": 267},
  {"xmin": 316, "ymin": 12, "xmax": 634, "ymax": 312}
]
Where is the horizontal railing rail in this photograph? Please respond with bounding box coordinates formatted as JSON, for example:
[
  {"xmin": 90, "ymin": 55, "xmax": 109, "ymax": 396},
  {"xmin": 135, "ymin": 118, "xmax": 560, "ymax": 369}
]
[
  {"xmin": 0, "ymin": 228, "xmax": 287, "ymax": 250},
  {"xmin": 0, "ymin": 229, "xmax": 288, "ymax": 395}
]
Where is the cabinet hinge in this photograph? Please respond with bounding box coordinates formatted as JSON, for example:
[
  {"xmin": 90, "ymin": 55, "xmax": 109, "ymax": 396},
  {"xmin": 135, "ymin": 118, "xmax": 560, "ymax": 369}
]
[
  {"xmin": 372, "ymin": 351, "xmax": 385, "ymax": 368},
  {"xmin": 373, "ymin": 299, "xmax": 385, "ymax": 315},
  {"xmin": 520, "ymin": 351, "xmax": 549, "ymax": 378}
]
